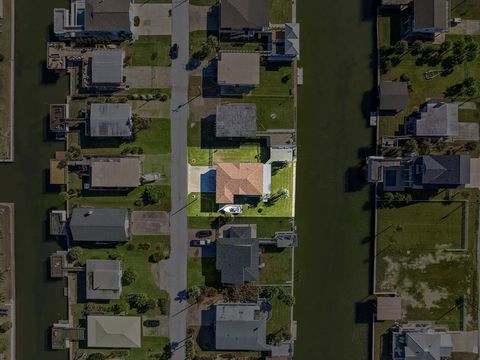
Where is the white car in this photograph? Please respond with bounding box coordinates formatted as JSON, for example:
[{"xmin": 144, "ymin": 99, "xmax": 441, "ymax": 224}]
[{"xmin": 218, "ymin": 205, "xmax": 243, "ymax": 215}]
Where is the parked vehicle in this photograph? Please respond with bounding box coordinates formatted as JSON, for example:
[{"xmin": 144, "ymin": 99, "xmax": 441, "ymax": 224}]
[
  {"xmin": 191, "ymin": 239, "xmax": 212, "ymax": 246},
  {"xmin": 143, "ymin": 320, "xmax": 160, "ymax": 328},
  {"xmin": 170, "ymin": 43, "xmax": 179, "ymax": 59},
  {"xmin": 218, "ymin": 205, "xmax": 243, "ymax": 215},
  {"xmin": 196, "ymin": 230, "xmax": 212, "ymax": 238}
]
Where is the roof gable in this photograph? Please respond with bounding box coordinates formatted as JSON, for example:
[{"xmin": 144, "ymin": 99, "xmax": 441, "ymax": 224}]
[
  {"xmin": 221, "ymin": 0, "xmax": 269, "ymax": 29},
  {"xmin": 216, "ymin": 163, "xmax": 264, "ymax": 203}
]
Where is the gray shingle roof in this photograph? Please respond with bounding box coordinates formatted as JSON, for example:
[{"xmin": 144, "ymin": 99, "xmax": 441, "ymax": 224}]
[
  {"xmin": 70, "ymin": 208, "xmax": 129, "ymax": 242},
  {"xmin": 216, "ymin": 237, "xmax": 259, "ymax": 285},
  {"xmin": 414, "ymin": 0, "xmax": 448, "ymax": 31},
  {"xmin": 216, "ymin": 104, "xmax": 257, "ymax": 137},
  {"xmin": 91, "ymin": 50, "xmax": 124, "ymax": 84},
  {"xmin": 379, "ymin": 81, "xmax": 409, "ymax": 111},
  {"xmin": 415, "ymin": 101, "xmax": 459, "ymax": 137},
  {"xmin": 414, "ymin": 155, "xmax": 470, "ymax": 186},
  {"xmin": 285, "ymin": 23, "xmax": 300, "ymax": 57},
  {"xmin": 89, "ymin": 103, "xmax": 132, "ymax": 137},
  {"xmin": 86, "ymin": 259, "xmax": 122, "ymax": 300},
  {"xmin": 215, "ymin": 303, "xmax": 268, "ymax": 351},
  {"xmin": 221, "ymin": 0, "xmax": 269, "ymax": 29},
  {"xmin": 90, "ymin": 157, "xmax": 141, "ymax": 188},
  {"xmin": 85, "ymin": 0, "xmax": 132, "ymax": 32}
]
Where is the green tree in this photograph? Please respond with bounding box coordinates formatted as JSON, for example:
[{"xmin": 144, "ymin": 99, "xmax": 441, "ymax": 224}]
[
  {"xmin": 149, "ymin": 251, "xmax": 164, "ymax": 263},
  {"xmin": 404, "ymin": 139, "xmax": 419, "ymax": 154},
  {"xmin": 67, "ymin": 246, "xmax": 83, "ymax": 262},
  {"xmin": 412, "ymin": 40, "xmax": 423, "ymax": 54},
  {"xmin": 110, "ymin": 300, "xmax": 129, "ymax": 314},
  {"xmin": 122, "ymin": 268, "xmax": 137, "ymax": 286},
  {"xmin": 465, "ymin": 142, "xmax": 478, "ymax": 151},
  {"xmin": 439, "ymin": 40, "xmax": 451, "ymax": 53},
  {"xmin": 187, "ymin": 286, "xmax": 202, "ymax": 301},
  {"xmin": 0, "ymin": 321, "xmax": 11, "ymax": 333},
  {"xmin": 130, "ymin": 293, "xmax": 156, "ymax": 313},
  {"xmin": 394, "ymin": 40, "xmax": 408, "ymax": 55},
  {"xmin": 143, "ymin": 185, "xmax": 163, "ymax": 204}
]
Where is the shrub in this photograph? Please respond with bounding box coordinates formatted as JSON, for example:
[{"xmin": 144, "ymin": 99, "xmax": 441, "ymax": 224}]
[
  {"xmin": 108, "ymin": 250, "xmax": 122, "ymax": 260},
  {"xmin": 149, "ymin": 252, "xmax": 163, "ymax": 263},
  {"xmin": 187, "ymin": 286, "xmax": 202, "ymax": 301},
  {"xmin": 465, "ymin": 142, "xmax": 478, "ymax": 151},
  {"xmin": 260, "ymin": 286, "xmax": 279, "ymax": 300},
  {"xmin": 0, "ymin": 53, "xmax": 4, "ymax": 62},
  {"xmin": 122, "ymin": 268, "xmax": 138, "ymax": 286},
  {"xmin": 158, "ymin": 297, "xmax": 168, "ymax": 315},
  {"xmin": 143, "ymin": 185, "xmax": 163, "ymax": 204},
  {"xmin": 67, "ymin": 247, "xmax": 83, "ymax": 262},
  {"xmin": 126, "ymin": 243, "xmax": 135, "ymax": 251},
  {"xmin": 394, "ymin": 40, "xmax": 408, "ymax": 55},
  {"xmin": 412, "ymin": 40, "xmax": 423, "ymax": 54},
  {"xmin": 110, "ymin": 301, "xmax": 129, "ymax": 314},
  {"xmin": 130, "ymin": 293, "xmax": 156, "ymax": 313},
  {"xmin": 88, "ymin": 354, "xmax": 106, "ymax": 360},
  {"xmin": 400, "ymin": 73, "xmax": 410, "ymax": 82},
  {"xmin": 0, "ymin": 321, "xmax": 12, "ymax": 333}
]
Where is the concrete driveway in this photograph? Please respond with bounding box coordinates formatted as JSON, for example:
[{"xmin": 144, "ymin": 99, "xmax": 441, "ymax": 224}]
[
  {"xmin": 449, "ymin": 21, "xmax": 480, "ymax": 35},
  {"xmin": 467, "ymin": 158, "xmax": 480, "ymax": 189},
  {"xmin": 133, "ymin": 3, "xmax": 172, "ymax": 35},
  {"xmin": 131, "ymin": 211, "xmax": 170, "ymax": 235},
  {"xmin": 188, "ymin": 165, "xmax": 216, "ymax": 193},
  {"xmin": 125, "ymin": 66, "xmax": 171, "ymax": 88}
]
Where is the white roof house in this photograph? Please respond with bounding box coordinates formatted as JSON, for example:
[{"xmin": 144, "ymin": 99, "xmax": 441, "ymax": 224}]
[{"xmin": 87, "ymin": 316, "xmax": 142, "ymax": 348}]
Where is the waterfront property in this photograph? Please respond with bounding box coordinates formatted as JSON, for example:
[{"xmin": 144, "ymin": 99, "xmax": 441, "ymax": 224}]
[
  {"xmin": 87, "ymin": 315, "xmax": 141, "ymax": 348},
  {"xmin": 215, "ymin": 103, "xmax": 257, "ymax": 138},
  {"xmin": 215, "ymin": 162, "xmax": 271, "ymax": 204},
  {"xmin": 220, "ymin": 0, "xmax": 269, "ymax": 34},
  {"xmin": 69, "ymin": 207, "xmax": 130, "ymax": 243},
  {"xmin": 86, "ymin": 259, "xmax": 122, "ymax": 300},
  {"xmin": 412, "ymin": 0, "xmax": 449, "ymax": 34},
  {"xmin": 91, "ymin": 49, "xmax": 125, "ymax": 88},
  {"xmin": 54, "ymin": 0, "xmax": 134, "ymax": 40},
  {"xmin": 88, "ymin": 103, "xmax": 133, "ymax": 138},
  {"xmin": 379, "ymin": 81, "xmax": 409, "ymax": 113},
  {"xmin": 89, "ymin": 157, "xmax": 142, "ymax": 189},
  {"xmin": 217, "ymin": 52, "xmax": 260, "ymax": 93},
  {"xmin": 367, "ymin": 155, "xmax": 471, "ymax": 191}
]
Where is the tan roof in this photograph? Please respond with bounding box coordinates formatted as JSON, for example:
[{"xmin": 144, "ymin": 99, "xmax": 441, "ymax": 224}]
[
  {"xmin": 91, "ymin": 157, "xmax": 141, "ymax": 188},
  {"xmin": 216, "ymin": 163, "xmax": 264, "ymax": 203},
  {"xmin": 377, "ymin": 296, "xmax": 402, "ymax": 321},
  {"xmin": 50, "ymin": 159, "xmax": 67, "ymax": 185},
  {"xmin": 218, "ymin": 52, "xmax": 260, "ymax": 86},
  {"xmin": 87, "ymin": 315, "xmax": 141, "ymax": 348}
]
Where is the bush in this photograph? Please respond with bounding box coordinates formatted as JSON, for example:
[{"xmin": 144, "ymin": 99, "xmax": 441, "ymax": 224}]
[
  {"xmin": 0, "ymin": 321, "xmax": 12, "ymax": 333},
  {"xmin": 187, "ymin": 286, "xmax": 202, "ymax": 301},
  {"xmin": 400, "ymin": 73, "xmax": 410, "ymax": 82},
  {"xmin": 277, "ymin": 289, "xmax": 295, "ymax": 306},
  {"xmin": 108, "ymin": 250, "xmax": 122, "ymax": 260},
  {"xmin": 0, "ymin": 54, "xmax": 4, "ymax": 62},
  {"xmin": 158, "ymin": 297, "xmax": 168, "ymax": 315},
  {"xmin": 137, "ymin": 242, "xmax": 151, "ymax": 250},
  {"xmin": 143, "ymin": 185, "xmax": 163, "ymax": 204},
  {"xmin": 88, "ymin": 354, "xmax": 106, "ymax": 360},
  {"xmin": 67, "ymin": 247, "xmax": 83, "ymax": 262},
  {"xmin": 149, "ymin": 251, "xmax": 163, "ymax": 263},
  {"xmin": 465, "ymin": 142, "xmax": 478, "ymax": 151},
  {"xmin": 126, "ymin": 243, "xmax": 135, "ymax": 251},
  {"xmin": 122, "ymin": 268, "xmax": 138, "ymax": 286},
  {"xmin": 260, "ymin": 286, "xmax": 279, "ymax": 300},
  {"xmin": 394, "ymin": 40, "xmax": 408, "ymax": 55},
  {"xmin": 130, "ymin": 293, "xmax": 156, "ymax": 313},
  {"xmin": 110, "ymin": 301, "xmax": 129, "ymax": 314}
]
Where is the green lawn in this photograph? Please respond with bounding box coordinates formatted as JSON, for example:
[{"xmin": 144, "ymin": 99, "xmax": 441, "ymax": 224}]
[
  {"xmin": 223, "ymin": 96, "xmax": 295, "ymax": 130},
  {"xmin": 123, "ymin": 36, "xmax": 172, "ymax": 66},
  {"xmin": 266, "ymin": 295, "xmax": 291, "ymax": 336},
  {"xmin": 452, "ymin": 0, "xmax": 480, "ymax": 19},
  {"xmin": 189, "ymin": 30, "xmax": 218, "ymax": 60},
  {"xmin": 188, "ymin": 143, "xmax": 263, "ymax": 166},
  {"xmin": 187, "ymin": 258, "xmax": 220, "ymax": 288},
  {"xmin": 252, "ymin": 65, "xmax": 294, "ymax": 97},
  {"xmin": 260, "ymin": 248, "xmax": 292, "ymax": 284},
  {"xmin": 375, "ymin": 190, "xmax": 479, "ymax": 330},
  {"xmin": 379, "ymin": 35, "xmax": 480, "ymax": 136},
  {"xmin": 378, "ymin": 16, "xmax": 391, "ymax": 48},
  {"xmin": 269, "ymin": 0, "xmax": 292, "ymax": 24},
  {"xmin": 189, "ymin": 0, "xmax": 217, "ymax": 4}
]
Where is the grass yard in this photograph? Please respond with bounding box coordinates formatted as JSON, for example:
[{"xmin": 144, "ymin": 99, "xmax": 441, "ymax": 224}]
[
  {"xmin": 259, "ymin": 248, "xmax": 292, "ymax": 284},
  {"xmin": 252, "ymin": 64, "xmax": 294, "ymax": 97},
  {"xmin": 189, "ymin": 31, "xmax": 218, "ymax": 60},
  {"xmin": 0, "ymin": 0, "xmax": 12, "ymax": 159},
  {"xmin": 379, "ymin": 35, "xmax": 480, "ymax": 136},
  {"xmin": 266, "ymin": 295, "xmax": 291, "ymax": 337},
  {"xmin": 223, "ymin": 96, "xmax": 295, "ymax": 130},
  {"xmin": 188, "ymin": 216, "xmax": 292, "ymax": 237},
  {"xmin": 187, "ymin": 258, "xmax": 220, "ymax": 288},
  {"xmin": 378, "ymin": 16, "xmax": 391, "ymax": 48},
  {"xmin": 189, "ymin": 0, "xmax": 217, "ymax": 5},
  {"xmin": 123, "ymin": 36, "xmax": 172, "ymax": 66},
  {"xmin": 269, "ymin": 0, "xmax": 292, "ymax": 24},
  {"xmin": 452, "ymin": 0, "xmax": 480, "ymax": 19},
  {"xmin": 188, "ymin": 143, "xmax": 263, "ymax": 166},
  {"xmin": 375, "ymin": 190, "xmax": 479, "ymax": 330}
]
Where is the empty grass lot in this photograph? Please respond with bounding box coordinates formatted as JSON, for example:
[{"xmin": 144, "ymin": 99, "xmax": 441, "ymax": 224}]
[
  {"xmin": 452, "ymin": 0, "xmax": 480, "ymax": 19},
  {"xmin": 123, "ymin": 36, "xmax": 171, "ymax": 66},
  {"xmin": 189, "ymin": 31, "xmax": 217, "ymax": 59},
  {"xmin": 379, "ymin": 35, "xmax": 480, "ymax": 136},
  {"xmin": 259, "ymin": 248, "xmax": 292, "ymax": 284},
  {"xmin": 375, "ymin": 191, "xmax": 479, "ymax": 330},
  {"xmin": 266, "ymin": 295, "xmax": 291, "ymax": 336}
]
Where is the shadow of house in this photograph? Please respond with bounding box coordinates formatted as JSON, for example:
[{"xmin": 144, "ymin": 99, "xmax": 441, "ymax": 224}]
[
  {"xmin": 196, "ymin": 325, "xmax": 215, "ymax": 351},
  {"xmin": 202, "ymin": 60, "xmax": 220, "ymax": 98},
  {"xmin": 206, "ymin": 5, "xmax": 220, "ymax": 32},
  {"xmin": 345, "ymin": 165, "xmax": 368, "ymax": 192}
]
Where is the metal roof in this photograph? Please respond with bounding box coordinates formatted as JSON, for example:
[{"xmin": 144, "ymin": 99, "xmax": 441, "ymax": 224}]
[
  {"xmin": 414, "ymin": 0, "xmax": 448, "ymax": 31},
  {"xmin": 89, "ymin": 103, "xmax": 132, "ymax": 137},
  {"xmin": 91, "ymin": 50, "xmax": 124, "ymax": 84},
  {"xmin": 215, "ymin": 303, "xmax": 268, "ymax": 351},
  {"xmin": 216, "ymin": 103, "xmax": 257, "ymax": 137},
  {"xmin": 70, "ymin": 207, "xmax": 129, "ymax": 242},
  {"xmin": 86, "ymin": 259, "xmax": 122, "ymax": 300},
  {"xmin": 87, "ymin": 316, "xmax": 141, "ymax": 348},
  {"xmin": 220, "ymin": 0, "xmax": 269, "ymax": 29},
  {"xmin": 216, "ymin": 237, "xmax": 259, "ymax": 285}
]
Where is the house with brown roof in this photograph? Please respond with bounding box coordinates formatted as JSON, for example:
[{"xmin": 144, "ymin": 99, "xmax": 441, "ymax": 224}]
[
  {"xmin": 89, "ymin": 157, "xmax": 141, "ymax": 189},
  {"xmin": 217, "ymin": 52, "xmax": 260, "ymax": 95},
  {"xmin": 216, "ymin": 163, "xmax": 271, "ymax": 204},
  {"xmin": 413, "ymin": 0, "xmax": 449, "ymax": 34}
]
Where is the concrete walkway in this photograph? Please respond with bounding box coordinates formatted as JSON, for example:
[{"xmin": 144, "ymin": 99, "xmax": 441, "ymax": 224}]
[{"xmin": 164, "ymin": 0, "xmax": 190, "ymax": 359}]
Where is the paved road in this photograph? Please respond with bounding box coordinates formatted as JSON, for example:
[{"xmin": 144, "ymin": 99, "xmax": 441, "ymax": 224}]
[{"xmin": 166, "ymin": 0, "xmax": 190, "ymax": 358}]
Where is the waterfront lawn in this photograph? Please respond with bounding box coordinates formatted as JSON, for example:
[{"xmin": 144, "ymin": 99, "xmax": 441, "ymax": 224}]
[
  {"xmin": 269, "ymin": 0, "xmax": 292, "ymax": 24},
  {"xmin": 188, "ymin": 142, "xmax": 264, "ymax": 165},
  {"xmin": 375, "ymin": 190, "xmax": 478, "ymax": 330},
  {"xmin": 0, "ymin": 0, "xmax": 12, "ymax": 159},
  {"xmin": 252, "ymin": 64, "xmax": 294, "ymax": 97},
  {"xmin": 223, "ymin": 96, "xmax": 295, "ymax": 130},
  {"xmin": 123, "ymin": 35, "xmax": 172, "ymax": 66},
  {"xmin": 379, "ymin": 35, "xmax": 480, "ymax": 136},
  {"xmin": 266, "ymin": 295, "xmax": 291, "ymax": 338},
  {"xmin": 451, "ymin": 0, "xmax": 480, "ymax": 19},
  {"xmin": 188, "ymin": 216, "xmax": 293, "ymax": 237},
  {"xmin": 259, "ymin": 247, "xmax": 292, "ymax": 284},
  {"xmin": 187, "ymin": 258, "xmax": 220, "ymax": 288},
  {"xmin": 378, "ymin": 15, "xmax": 392, "ymax": 48}
]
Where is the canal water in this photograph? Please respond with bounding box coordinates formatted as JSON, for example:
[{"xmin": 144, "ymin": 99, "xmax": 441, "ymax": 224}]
[
  {"xmin": 294, "ymin": 0, "xmax": 376, "ymax": 359},
  {"xmin": 0, "ymin": 0, "xmax": 69, "ymax": 358}
]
